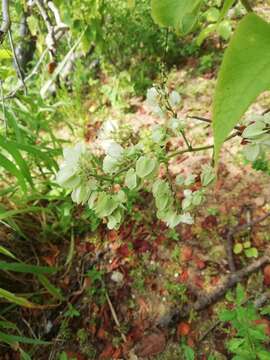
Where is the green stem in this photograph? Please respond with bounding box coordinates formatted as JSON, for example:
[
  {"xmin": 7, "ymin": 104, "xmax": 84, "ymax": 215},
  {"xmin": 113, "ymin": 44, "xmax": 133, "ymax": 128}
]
[
  {"xmin": 167, "ymin": 144, "xmax": 214, "ymax": 160},
  {"xmin": 240, "ymin": 0, "xmax": 253, "ymax": 12},
  {"xmin": 180, "ymin": 129, "xmax": 192, "ymax": 150},
  {"xmin": 167, "ymin": 131, "xmax": 240, "ymax": 160}
]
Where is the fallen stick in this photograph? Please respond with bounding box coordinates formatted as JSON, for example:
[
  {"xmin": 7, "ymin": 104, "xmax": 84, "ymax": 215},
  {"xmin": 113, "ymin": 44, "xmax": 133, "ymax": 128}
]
[{"xmin": 158, "ymin": 256, "xmax": 270, "ymax": 327}]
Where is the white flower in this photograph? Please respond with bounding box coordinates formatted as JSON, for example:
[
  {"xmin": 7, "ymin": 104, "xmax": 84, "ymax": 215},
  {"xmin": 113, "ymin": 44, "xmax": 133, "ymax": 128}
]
[
  {"xmin": 179, "ymin": 213, "xmax": 194, "ymax": 225},
  {"xmin": 169, "ymin": 117, "xmax": 185, "ymax": 133},
  {"xmin": 111, "ymin": 271, "xmax": 124, "ymax": 283},
  {"xmin": 56, "ymin": 142, "xmax": 86, "ymax": 188},
  {"xmin": 169, "ymin": 91, "xmax": 181, "ymax": 107},
  {"xmin": 152, "ymin": 105, "xmax": 164, "ymax": 117},
  {"xmin": 183, "ymin": 189, "xmax": 192, "ymax": 198},
  {"xmin": 103, "ymin": 155, "xmax": 119, "ymax": 174},
  {"xmin": 99, "ymin": 119, "xmax": 119, "ymax": 140},
  {"xmin": 106, "ymin": 141, "xmax": 124, "ymax": 158},
  {"xmin": 146, "ymin": 87, "xmax": 159, "ymax": 106}
]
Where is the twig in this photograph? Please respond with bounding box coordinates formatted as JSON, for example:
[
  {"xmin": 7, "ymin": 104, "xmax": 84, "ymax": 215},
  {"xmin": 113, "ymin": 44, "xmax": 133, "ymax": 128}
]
[
  {"xmin": 0, "ymin": 80, "xmax": 7, "ymax": 130},
  {"xmin": 105, "ymin": 292, "xmax": 127, "ymax": 343},
  {"xmin": 5, "ymin": 49, "xmax": 48, "ymax": 99},
  {"xmin": 0, "ymin": 0, "xmax": 10, "ymax": 43},
  {"xmin": 188, "ymin": 116, "xmax": 242, "ymax": 132},
  {"xmin": 40, "ymin": 28, "xmax": 87, "ymax": 98},
  {"xmin": 167, "ymin": 130, "xmax": 240, "ymax": 160},
  {"xmin": 225, "ymin": 229, "xmax": 236, "ymax": 272},
  {"xmin": 235, "ymin": 212, "xmax": 270, "ymax": 233},
  {"xmin": 158, "ymin": 256, "xmax": 270, "ymax": 327},
  {"xmin": 46, "ymin": 0, "xmax": 68, "ymax": 32},
  {"xmin": 8, "ymin": 30, "xmax": 27, "ymax": 95},
  {"xmin": 167, "ymin": 145, "xmax": 214, "ymax": 160}
]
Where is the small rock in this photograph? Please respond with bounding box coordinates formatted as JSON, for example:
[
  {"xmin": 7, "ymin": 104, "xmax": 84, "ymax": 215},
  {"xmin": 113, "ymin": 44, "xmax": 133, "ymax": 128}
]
[{"xmin": 111, "ymin": 270, "xmax": 124, "ymax": 283}]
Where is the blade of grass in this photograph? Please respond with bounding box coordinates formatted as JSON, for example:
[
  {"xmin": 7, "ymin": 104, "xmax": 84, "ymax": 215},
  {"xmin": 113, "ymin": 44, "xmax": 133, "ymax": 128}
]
[
  {"xmin": 0, "ymin": 153, "xmax": 27, "ymax": 192},
  {"xmin": 37, "ymin": 275, "xmax": 64, "ymax": 301},
  {"xmin": 0, "ymin": 331, "xmax": 49, "ymax": 345},
  {"xmin": 0, "ymin": 261, "xmax": 57, "ymax": 274},
  {"xmin": 0, "ymin": 288, "xmax": 43, "ymax": 308},
  {"xmin": 0, "ymin": 246, "xmax": 17, "ymax": 260}
]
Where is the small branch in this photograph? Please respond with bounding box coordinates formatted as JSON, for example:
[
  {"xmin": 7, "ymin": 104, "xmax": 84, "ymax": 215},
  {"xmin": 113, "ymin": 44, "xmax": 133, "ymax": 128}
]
[
  {"xmin": 158, "ymin": 256, "xmax": 270, "ymax": 327},
  {"xmin": 240, "ymin": 0, "xmax": 253, "ymax": 12},
  {"xmin": 5, "ymin": 49, "xmax": 48, "ymax": 99},
  {"xmin": 167, "ymin": 130, "xmax": 240, "ymax": 160},
  {"xmin": 167, "ymin": 145, "xmax": 214, "ymax": 160},
  {"xmin": 188, "ymin": 116, "xmax": 242, "ymax": 132},
  {"xmin": 46, "ymin": 0, "xmax": 68, "ymax": 32},
  {"xmin": 40, "ymin": 29, "xmax": 87, "ymax": 98},
  {"xmin": 0, "ymin": 0, "xmax": 10, "ymax": 43},
  {"xmin": 8, "ymin": 30, "xmax": 27, "ymax": 95},
  {"xmin": 225, "ymin": 230, "xmax": 236, "ymax": 272},
  {"xmin": 0, "ymin": 79, "xmax": 7, "ymax": 131},
  {"xmin": 105, "ymin": 292, "xmax": 127, "ymax": 343},
  {"xmin": 235, "ymin": 212, "xmax": 270, "ymax": 233}
]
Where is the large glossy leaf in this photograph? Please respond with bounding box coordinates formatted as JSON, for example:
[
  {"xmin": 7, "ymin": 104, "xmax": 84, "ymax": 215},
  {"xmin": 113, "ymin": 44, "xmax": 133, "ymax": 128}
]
[
  {"xmin": 213, "ymin": 14, "xmax": 270, "ymax": 160},
  {"xmin": 151, "ymin": 0, "xmax": 202, "ymax": 33}
]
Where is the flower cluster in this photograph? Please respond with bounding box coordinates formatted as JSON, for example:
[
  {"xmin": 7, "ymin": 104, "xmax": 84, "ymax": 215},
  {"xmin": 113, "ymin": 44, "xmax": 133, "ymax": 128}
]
[
  {"xmin": 56, "ymin": 87, "xmax": 215, "ymax": 230},
  {"xmin": 242, "ymin": 114, "xmax": 270, "ymax": 162}
]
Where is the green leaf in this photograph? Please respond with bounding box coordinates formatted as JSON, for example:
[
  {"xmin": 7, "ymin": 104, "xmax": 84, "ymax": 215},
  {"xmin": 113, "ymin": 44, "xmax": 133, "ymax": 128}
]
[
  {"xmin": 151, "ymin": 0, "xmax": 202, "ymax": 34},
  {"xmin": 0, "ymin": 331, "xmax": 49, "ymax": 345},
  {"xmin": 127, "ymin": 0, "xmax": 135, "ymax": 9},
  {"xmin": 201, "ymin": 165, "xmax": 215, "ymax": 186},
  {"xmin": 258, "ymin": 350, "xmax": 270, "ymax": 360},
  {"xmin": 0, "ymin": 288, "xmax": 41, "ymax": 308},
  {"xmin": 94, "ymin": 192, "xmax": 118, "ymax": 218},
  {"xmin": 219, "ymin": 0, "xmax": 235, "ymax": 20},
  {"xmin": 0, "ymin": 49, "xmax": 12, "ymax": 60},
  {"xmin": 243, "ymin": 143, "xmax": 261, "ymax": 162},
  {"xmin": 244, "ymin": 247, "xmax": 258, "ymax": 258},
  {"xmin": 0, "ymin": 246, "xmax": 17, "ymax": 260},
  {"xmin": 217, "ymin": 20, "xmax": 232, "ymax": 40},
  {"xmin": 242, "ymin": 122, "xmax": 266, "ymax": 138},
  {"xmin": 219, "ymin": 309, "xmax": 236, "ymax": 321},
  {"xmin": 233, "ymin": 243, "xmax": 243, "ymax": 255},
  {"xmin": 182, "ymin": 344, "xmax": 195, "ymax": 360},
  {"xmin": 0, "ymin": 153, "xmax": 27, "ymax": 192},
  {"xmin": 20, "ymin": 349, "xmax": 32, "ymax": 360},
  {"xmin": 0, "ymin": 136, "xmax": 33, "ymax": 187},
  {"xmin": 0, "ymin": 261, "xmax": 57, "ymax": 275},
  {"xmin": 136, "ymin": 156, "xmax": 157, "ymax": 179},
  {"xmin": 213, "ymin": 14, "xmax": 270, "ymax": 161},
  {"xmin": 228, "ymin": 338, "xmax": 245, "ymax": 352},
  {"xmin": 125, "ymin": 168, "xmax": 137, "ymax": 190},
  {"xmin": 236, "ymin": 284, "xmax": 245, "ymax": 304},
  {"xmin": 205, "ymin": 7, "xmax": 220, "ymax": 22},
  {"xmin": 0, "ymin": 206, "xmax": 47, "ymax": 221},
  {"xmin": 37, "ymin": 275, "xmax": 64, "ymax": 301},
  {"xmin": 197, "ymin": 24, "xmax": 217, "ymax": 45}
]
